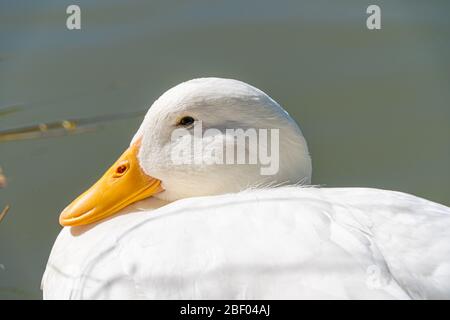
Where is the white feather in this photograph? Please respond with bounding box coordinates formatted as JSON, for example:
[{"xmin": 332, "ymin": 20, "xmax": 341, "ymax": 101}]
[{"xmin": 42, "ymin": 187, "xmax": 450, "ymax": 299}]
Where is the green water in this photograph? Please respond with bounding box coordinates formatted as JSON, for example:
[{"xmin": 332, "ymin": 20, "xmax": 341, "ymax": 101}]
[{"xmin": 0, "ymin": 0, "xmax": 449, "ymax": 299}]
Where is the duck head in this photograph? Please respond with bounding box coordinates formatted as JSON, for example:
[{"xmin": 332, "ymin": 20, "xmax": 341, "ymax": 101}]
[{"xmin": 59, "ymin": 78, "xmax": 311, "ymax": 226}]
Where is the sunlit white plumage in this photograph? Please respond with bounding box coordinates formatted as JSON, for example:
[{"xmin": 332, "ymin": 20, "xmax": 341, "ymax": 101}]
[{"xmin": 42, "ymin": 78, "xmax": 450, "ymax": 299}]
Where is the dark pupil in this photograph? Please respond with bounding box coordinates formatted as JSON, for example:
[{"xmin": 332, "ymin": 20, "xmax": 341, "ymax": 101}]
[{"xmin": 180, "ymin": 116, "xmax": 194, "ymax": 126}]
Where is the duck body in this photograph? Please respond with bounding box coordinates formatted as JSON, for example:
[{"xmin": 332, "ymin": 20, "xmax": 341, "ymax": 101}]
[
  {"xmin": 42, "ymin": 78, "xmax": 450, "ymax": 299},
  {"xmin": 42, "ymin": 186, "xmax": 450, "ymax": 299}
]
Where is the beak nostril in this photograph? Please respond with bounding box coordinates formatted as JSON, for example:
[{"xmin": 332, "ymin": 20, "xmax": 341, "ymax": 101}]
[
  {"xmin": 116, "ymin": 165, "xmax": 127, "ymax": 174},
  {"xmin": 113, "ymin": 162, "xmax": 129, "ymax": 178}
]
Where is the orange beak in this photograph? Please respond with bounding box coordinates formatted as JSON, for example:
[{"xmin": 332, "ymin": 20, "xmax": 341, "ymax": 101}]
[{"xmin": 59, "ymin": 139, "xmax": 163, "ymax": 226}]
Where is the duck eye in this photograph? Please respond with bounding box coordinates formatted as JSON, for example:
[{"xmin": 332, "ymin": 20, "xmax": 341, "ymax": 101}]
[{"xmin": 178, "ymin": 116, "xmax": 195, "ymax": 127}]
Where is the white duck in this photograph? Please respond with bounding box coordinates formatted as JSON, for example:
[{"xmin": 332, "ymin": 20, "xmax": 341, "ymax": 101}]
[{"xmin": 42, "ymin": 78, "xmax": 450, "ymax": 299}]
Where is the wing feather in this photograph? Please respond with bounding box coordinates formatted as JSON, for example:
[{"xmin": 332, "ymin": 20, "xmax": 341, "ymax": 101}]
[{"xmin": 42, "ymin": 187, "xmax": 450, "ymax": 299}]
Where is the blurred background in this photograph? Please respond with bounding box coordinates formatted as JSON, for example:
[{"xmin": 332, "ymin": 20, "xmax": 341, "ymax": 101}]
[{"xmin": 0, "ymin": 0, "xmax": 449, "ymax": 299}]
